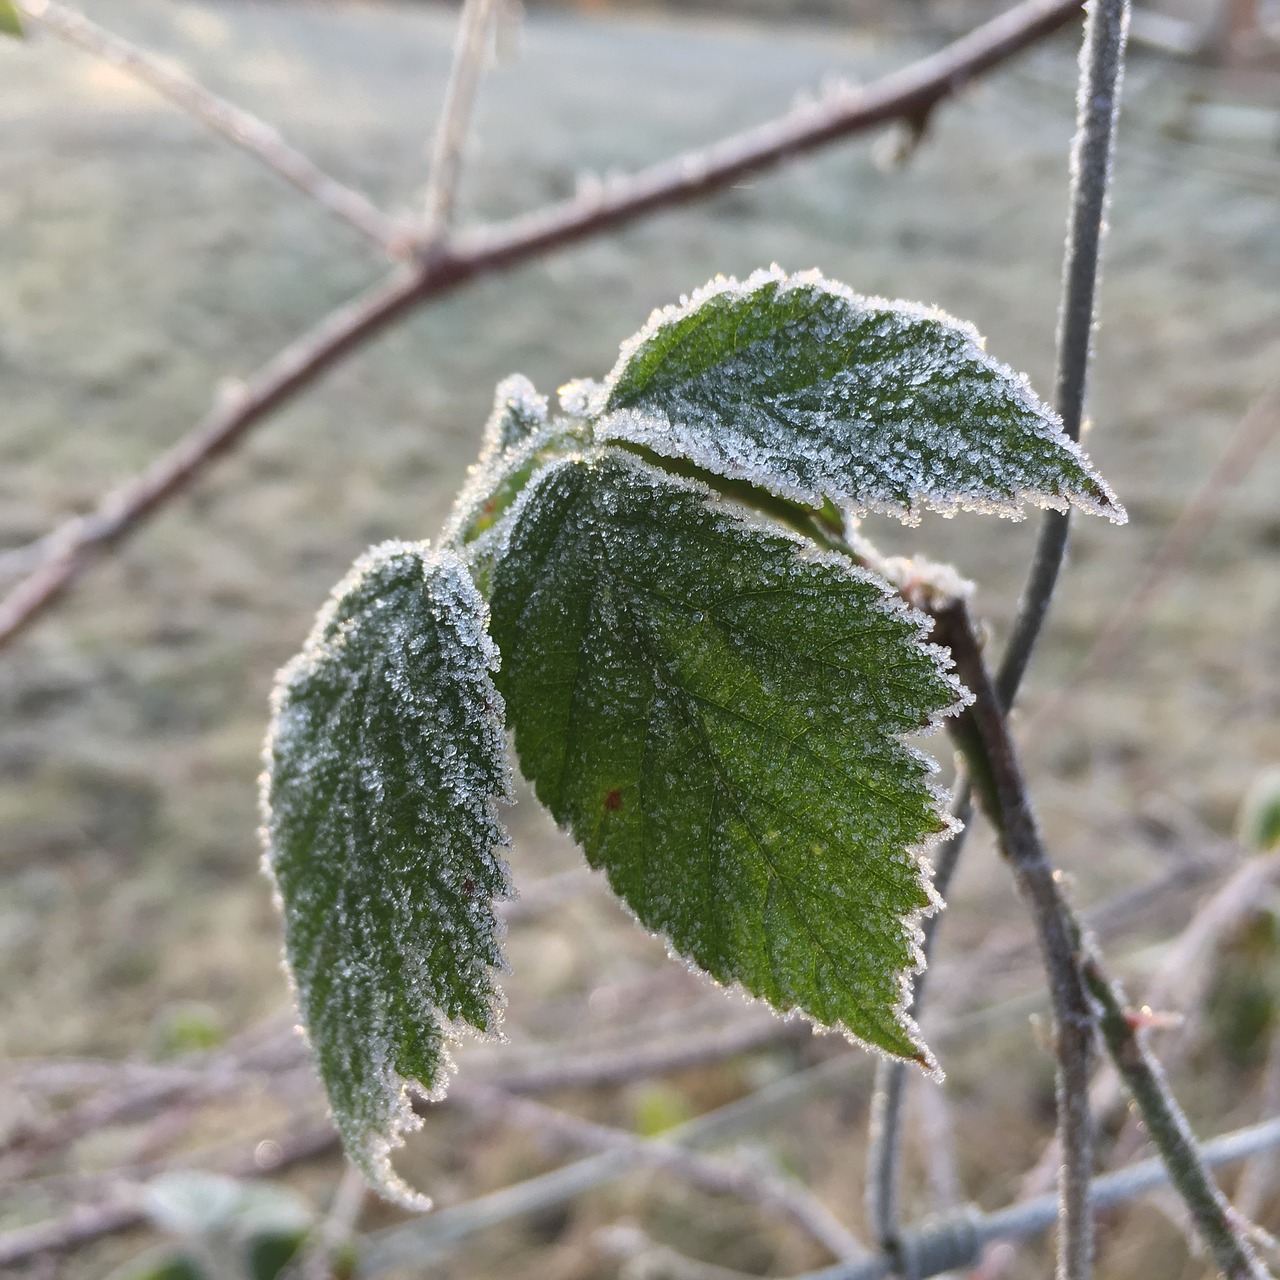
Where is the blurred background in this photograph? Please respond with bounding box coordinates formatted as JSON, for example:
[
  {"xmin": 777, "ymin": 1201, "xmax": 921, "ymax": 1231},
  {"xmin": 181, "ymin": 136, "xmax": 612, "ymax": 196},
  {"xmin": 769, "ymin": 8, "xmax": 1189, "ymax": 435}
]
[{"xmin": 1, "ymin": 0, "xmax": 1279, "ymax": 1276}]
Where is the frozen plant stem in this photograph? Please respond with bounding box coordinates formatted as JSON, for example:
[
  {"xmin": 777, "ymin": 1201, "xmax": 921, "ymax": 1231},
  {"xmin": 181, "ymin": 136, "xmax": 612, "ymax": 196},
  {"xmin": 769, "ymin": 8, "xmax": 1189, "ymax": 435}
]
[
  {"xmin": 866, "ymin": 0, "xmax": 1130, "ymax": 1237},
  {"xmin": 1081, "ymin": 958, "xmax": 1271, "ymax": 1279},
  {"xmin": 931, "ymin": 600, "xmax": 1095, "ymax": 1280},
  {"xmin": 997, "ymin": 0, "xmax": 1130, "ymax": 706},
  {"xmin": 933, "ymin": 599, "xmax": 1270, "ymax": 1280},
  {"xmin": 865, "ymin": 783, "xmax": 973, "ymax": 1252}
]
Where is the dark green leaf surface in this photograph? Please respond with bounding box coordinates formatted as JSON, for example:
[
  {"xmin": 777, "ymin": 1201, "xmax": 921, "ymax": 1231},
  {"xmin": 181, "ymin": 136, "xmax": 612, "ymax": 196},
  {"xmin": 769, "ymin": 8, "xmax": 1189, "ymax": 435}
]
[
  {"xmin": 596, "ymin": 267, "xmax": 1124, "ymax": 524},
  {"xmin": 262, "ymin": 543, "xmax": 512, "ymax": 1204},
  {"xmin": 490, "ymin": 452, "xmax": 965, "ymax": 1061}
]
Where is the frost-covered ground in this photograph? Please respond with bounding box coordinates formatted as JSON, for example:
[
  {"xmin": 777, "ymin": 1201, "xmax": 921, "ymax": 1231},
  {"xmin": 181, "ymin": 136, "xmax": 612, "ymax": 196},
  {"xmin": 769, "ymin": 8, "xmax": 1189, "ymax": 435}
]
[{"xmin": 1, "ymin": 1, "xmax": 1278, "ymax": 1276}]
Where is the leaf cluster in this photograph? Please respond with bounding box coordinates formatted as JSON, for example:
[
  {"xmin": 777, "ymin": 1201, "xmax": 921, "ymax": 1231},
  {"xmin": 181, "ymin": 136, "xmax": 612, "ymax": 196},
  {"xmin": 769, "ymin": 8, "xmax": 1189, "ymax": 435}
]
[{"xmin": 261, "ymin": 266, "xmax": 1123, "ymax": 1202}]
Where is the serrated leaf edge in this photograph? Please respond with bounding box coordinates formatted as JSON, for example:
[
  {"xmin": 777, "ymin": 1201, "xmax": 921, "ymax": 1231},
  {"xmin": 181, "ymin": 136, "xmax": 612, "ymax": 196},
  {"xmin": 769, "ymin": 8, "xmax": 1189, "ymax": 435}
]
[
  {"xmin": 594, "ymin": 264, "xmax": 1127, "ymax": 528},
  {"xmin": 504, "ymin": 449, "xmax": 973, "ymax": 1074},
  {"xmin": 259, "ymin": 540, "xmax": 513, "ymax": 1209}
]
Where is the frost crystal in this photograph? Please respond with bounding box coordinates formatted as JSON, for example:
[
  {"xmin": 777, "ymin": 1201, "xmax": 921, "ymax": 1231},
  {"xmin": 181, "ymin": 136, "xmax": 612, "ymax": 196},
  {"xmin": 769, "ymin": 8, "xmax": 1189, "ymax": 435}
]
[
  {"xmin": 261, "ymin": 542, "xmax": 513, "ymax": 1206},
  {"xmin": 489, "ymin": 450, "xmax": 969, "ymax": 1065},
  {"xmin": 483, "ymin": 373, "xmax": 549, "ymax": 453},
  {"xmin": 594, "ymin": 266, "xmax": 1126, "ymax": 525}
]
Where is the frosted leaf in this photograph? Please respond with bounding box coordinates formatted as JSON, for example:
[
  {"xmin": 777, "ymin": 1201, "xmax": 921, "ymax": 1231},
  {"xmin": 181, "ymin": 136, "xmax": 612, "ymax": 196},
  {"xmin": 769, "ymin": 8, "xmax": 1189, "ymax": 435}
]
[
  {"xmin": 261, "ymin": 542, "xmax": 513, "ymax": 1206},
  {"xmin": 489, "ymin": 451, "xmax": 968, "ymax": 1064},
  {"xmin": 483, "ymin": 374, "xmax": 549, "ymax": 454},
  {"xmin": 595, "ymin": 266, "xmax": 1125, "ymax": 525}
]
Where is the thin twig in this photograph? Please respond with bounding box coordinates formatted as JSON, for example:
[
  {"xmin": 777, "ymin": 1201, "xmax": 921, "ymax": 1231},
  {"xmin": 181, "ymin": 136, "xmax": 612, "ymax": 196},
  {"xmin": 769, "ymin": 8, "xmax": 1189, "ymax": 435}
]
[
  {"xmin": 791, "ymin": 1119, "xmax": 1280, "ymax": 1280},
  {"xmin": 453, "ymin": 1083, "xmax": 869, "ymax": 1263},
  {"xmin": 935, "ymin": 599, "xmax": 1270, "ymax": 1280},
  {"xmin": 420, "ymin": 0, "xmax": 499, "ymax": 242},
  {"xmin": 0, "ymin": 0, "xmax": 1085, "ymax": 651},
  {"xmin": 1081, "ymin": 956, "xmax": 1270, "ymax": 1280},
  {"xmin": 866, "ymin": 0, "xmax": 1130, "ymax": 1234},
  {"xmin": 933, "ymin": 600, "xmax": 1096, "ymax": 1280},
  {"xmin": 864, "ymin": 780, "xmax": 973, "ymax": 1251},
  {"xmin": 16, "ymin": 0, "xmax": 401, "ymax": 254},
  {"xmin": 996, "ymin": 0, "xmax": 1130, "ymax": 709}
]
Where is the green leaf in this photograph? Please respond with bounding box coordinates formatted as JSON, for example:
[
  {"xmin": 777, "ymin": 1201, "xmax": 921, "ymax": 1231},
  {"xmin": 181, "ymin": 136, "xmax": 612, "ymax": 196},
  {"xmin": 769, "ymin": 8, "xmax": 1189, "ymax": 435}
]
[
  {"xmin": 262, "ymin": 543, "xmax": 513, "ymax": 1205},
  {"xmin": 0, "ymin": 0, "xmax": 21, "ymax": 39},
  {"xmin": 490, "ymin": 452, "xmax": 966, "ymax": 1063},
  {"xmin": 594, "ymin": 267, "xmax": 1125, "ymax": 525}
]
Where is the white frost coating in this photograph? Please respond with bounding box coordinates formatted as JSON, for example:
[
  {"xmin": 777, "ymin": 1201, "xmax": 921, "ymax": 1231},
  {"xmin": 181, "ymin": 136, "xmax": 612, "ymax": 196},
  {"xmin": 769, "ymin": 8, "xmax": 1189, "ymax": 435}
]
[
  {"xmin": 261, "ymin": 541, "xmax": 513, "ymax": 1209},
  {"xmin": 482, "ymin": 373, "xmax": 549, "ymax": 454},
  {"xmin": 509, "ymin": 449, "xmax": 972, "ymax": 1072},
  {"xmin": 557, "ymin": 377, "xmax": 606, "ymax": 418},
  {"xmin": 593, "ymin": 266, "xmax": 1126, "ymax": 527}
]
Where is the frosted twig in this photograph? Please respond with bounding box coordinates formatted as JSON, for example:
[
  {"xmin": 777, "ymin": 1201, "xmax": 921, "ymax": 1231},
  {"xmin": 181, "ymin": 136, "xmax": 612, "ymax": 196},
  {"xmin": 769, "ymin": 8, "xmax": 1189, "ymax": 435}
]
[
  {"xmin": 996, "ymin": 0, "xmax": 1130, "ymax": 709},
  {"xmin": 1031, "ymin": 376, "xmax": 1280, "ymax": 734},
  {"xmin": 865, "ymin": 780, "xmax": 972, "ymax": 1252},
  {"xmin": 1082, "ymin": 955, "xmax": 1270, "ymax": 1279},
  {"xmin": 935, "ymin": 598, "xmax": 1271, "ymax": 1280},
  {"xmin": 420, "ymin": 0, "xmax": 499, "ymax": 243},
  {"xmin": 453, "ymin": 1083, "xmax": 869, "ymax": 1262},
  {"xmin": 932, "ymin": 599, "xmax": 1096, "ymax": 1280},
  {"xmin": 0, "ymin": 0, "xmax": 1084, "ymax": 650},
  {"xmin": 16, "ymin": 0, "xmax": 401, "ymax": 254},
  {"xmin": 972, "ymin": 847, "xmax": 1276, "ymax": 1278},
  {"xmin": 789, "ymin": 1119, "xmax": 1280, "ymax": 1280}
]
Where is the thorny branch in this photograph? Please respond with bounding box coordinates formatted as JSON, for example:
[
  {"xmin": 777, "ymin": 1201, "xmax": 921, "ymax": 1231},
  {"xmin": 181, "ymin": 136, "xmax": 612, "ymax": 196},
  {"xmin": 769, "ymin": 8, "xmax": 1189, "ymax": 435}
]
[
  {"xmin": 866, "ymin": 0, "xmax": 1132, "ymax": 1256},
  {"xmin": 934, "ymin": 598, "xmax": 1270, "ymax": 1280},
  {"xmin": 0, "ymin": 0, "xmax": 1085, "ymax": 650}
]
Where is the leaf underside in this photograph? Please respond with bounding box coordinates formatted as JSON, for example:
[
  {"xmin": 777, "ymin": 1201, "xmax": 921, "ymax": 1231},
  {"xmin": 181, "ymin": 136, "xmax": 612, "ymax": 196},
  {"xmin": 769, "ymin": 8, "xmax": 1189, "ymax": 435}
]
[
  {"xmin": 262, "ymin": 543, "xmax": 512, "ymax": 1205},
  {"xmin": 596, "ymin": 266, "xmax": 1125, "ymax": 524},
  {"xmin": 490, "ymin": 452, "xmax": 965, "ymax": 1062}
]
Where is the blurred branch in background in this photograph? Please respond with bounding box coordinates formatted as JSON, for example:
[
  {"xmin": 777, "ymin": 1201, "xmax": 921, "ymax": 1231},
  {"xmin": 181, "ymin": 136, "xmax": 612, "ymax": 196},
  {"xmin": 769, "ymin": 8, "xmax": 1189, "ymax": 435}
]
[
  {"xmin": 15, "ymin": 0, "xmax": 405, "ymax": 253},
  {"xmin": 0, "ymin": 0, "xmax": 1084, "ymax": 650}
]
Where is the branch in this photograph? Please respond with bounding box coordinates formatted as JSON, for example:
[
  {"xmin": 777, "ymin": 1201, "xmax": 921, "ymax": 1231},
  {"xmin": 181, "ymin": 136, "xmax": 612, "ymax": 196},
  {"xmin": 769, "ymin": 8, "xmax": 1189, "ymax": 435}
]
[
  {"xmin": 0, "ymin": 0, "xmax": 1084, "ymax": 651},
  {"xmin": 791, "ymin": 1119, "xmax": 1280, "ymax": 1280},
  {"xmin": 934, "ymin": 599, "xmax": 1270, "ymax": 1280},
  {"xmin": 996, "ymin": 0, "xmax": 1130, "ymax": 708},
  {"xmin": 453, "ymin": 1083, "xmax": 869, "ymax": 1263},
  {"xmin": 420, "ymin": 0, "xmax": 499, "ymax": 241},
  {"xmin": 17, "ymin": 0, "xmax": 402, "ymax": 254},
  {"xmin": 932, "ymin": 600, "xmax": 1096, "ymax": 1280},
  {"xmin": 1081, "ymin": 957, "xmax": 1270, "ymax": 1280}
]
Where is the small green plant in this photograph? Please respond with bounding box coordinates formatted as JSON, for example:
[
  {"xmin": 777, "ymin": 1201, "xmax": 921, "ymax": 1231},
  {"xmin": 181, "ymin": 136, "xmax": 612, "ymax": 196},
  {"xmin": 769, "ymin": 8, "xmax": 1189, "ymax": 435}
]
[{"xmin": 260, "ymin": 265, "xmax": 1124, "ymax": 1205}]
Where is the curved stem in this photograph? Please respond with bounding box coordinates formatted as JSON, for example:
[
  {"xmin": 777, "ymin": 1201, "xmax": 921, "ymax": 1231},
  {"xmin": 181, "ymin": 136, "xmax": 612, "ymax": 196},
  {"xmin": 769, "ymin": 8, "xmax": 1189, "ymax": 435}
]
[{"xmin": 996, "ymin": 0, "xmax": 1130, "ymax": 708}]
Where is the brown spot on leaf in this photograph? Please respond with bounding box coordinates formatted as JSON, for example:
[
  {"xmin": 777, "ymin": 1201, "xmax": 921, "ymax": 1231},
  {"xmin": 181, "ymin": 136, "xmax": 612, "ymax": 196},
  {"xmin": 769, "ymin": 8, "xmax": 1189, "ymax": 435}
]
[{"xmin": 604, "ymin": 788, "xmax": 623, "ymax": 812}]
